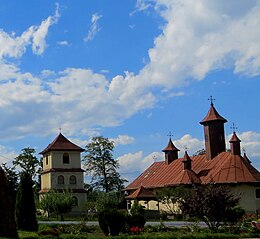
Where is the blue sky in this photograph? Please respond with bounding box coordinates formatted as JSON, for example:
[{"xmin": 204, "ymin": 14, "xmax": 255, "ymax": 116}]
[{"xmin": 0, "ymin": 0, "xmax": 260, "ymax": 183}]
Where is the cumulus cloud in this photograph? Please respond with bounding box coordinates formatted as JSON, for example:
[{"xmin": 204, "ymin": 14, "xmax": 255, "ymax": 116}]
[
  {"xmin": 110, "ymin": 135, "xmax": 135, "ymax": 146},
  {"xmin": 228, "ymin": 131, "xmax": 260, "ymax": 157},
  {"xmin": 1, "ymin": 1, "xmax": 260, "ymax": 142},
  {"xmin": 0, "ymin": 3, "xmax": 59, "ymax": 59},
  {"xmin": 117, "ymin": 134, "xmax": 205, "ymax": 182},
  {"xmin": 84, "ymin": 13, "xmax": 102, "ymax": 43}
]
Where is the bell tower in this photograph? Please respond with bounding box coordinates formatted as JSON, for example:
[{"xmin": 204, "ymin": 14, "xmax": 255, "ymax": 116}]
[{"xmin": 200, "ymin": 97, "xmax": 227, "ymax": 160}]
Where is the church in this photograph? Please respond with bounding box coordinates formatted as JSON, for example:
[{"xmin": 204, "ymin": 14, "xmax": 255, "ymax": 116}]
[
  {"xmin": 125, "ymin": 101, "xmax": 260, "ymax": 214},
  {"xmin": 39, "ymin": 133, "xmax": 87, "ymax": 212}
]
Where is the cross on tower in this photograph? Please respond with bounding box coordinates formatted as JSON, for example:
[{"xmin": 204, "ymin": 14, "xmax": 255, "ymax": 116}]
[
  {"xmin": 230, "ymin": 122, "xmax": 237, "ymax": 133},
  {"xmin": 167, "ymin": 131, "xmax": 174, "ymax": 139},
  {"xmin": 208, "ymin": 95, "xmax": 215, "ymax": 105},
  {"xmin": 59, "ymin": 126, "xmax": 62, "ymax": 133}
]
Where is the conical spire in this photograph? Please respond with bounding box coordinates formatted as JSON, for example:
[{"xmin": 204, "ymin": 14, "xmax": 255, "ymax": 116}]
[
  {"xmin": 229, "ymin": 131, "xmax": 241, "ymax": 155},
  {"xmin": 162, "ymin": 138, "xmax": 179, "ymax": 164},
  {"xmin": 200, "ymin": 102, "xmax": 227, "ymax": 125},
  {"xmin": 182, "ymin": 151, "xmax": 192, "ymax": 170}
]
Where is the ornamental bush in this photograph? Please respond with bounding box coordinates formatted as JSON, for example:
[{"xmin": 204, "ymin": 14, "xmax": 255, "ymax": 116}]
[{"xmin": 127, "ymin": 200, "xmax": 146, "ymax": 229}]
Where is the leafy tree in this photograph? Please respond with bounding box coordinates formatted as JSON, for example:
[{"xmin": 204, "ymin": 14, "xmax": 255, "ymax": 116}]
[
  {"xmin": 179, "ymin": 184, "xmax": 243, "ymax": 231},
  {"xmin": 84, "ymin": 136, "xmax": 127, "ymax": 192},
  {"xmin": 39, "ymin": 190, "xmax": 74, "ymax": 220},
  {"xmin": 157, "ymin": 186, "xmax": 187, "ymax": 215},
  {"xmin": 15, "ymin": 171, "xmax": 38, "ymax": 231},
  {"xmin": 2, "ymin": 162, "xmax": 19, "ymax": 206},
  {"xmin": 13, "ymin": 147, "xmax": 40, "ymax": 181},
  {"xmin": 0, "ymin": 166, "xmax": 18, "ymax": 238}
]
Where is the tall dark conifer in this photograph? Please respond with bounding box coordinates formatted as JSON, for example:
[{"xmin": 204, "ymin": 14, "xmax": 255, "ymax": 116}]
[
  {"xmin": 15, "ymin": 171, "xmax": 38, "ymax": 231},
  {"xmin": 0, "ymin": 166, "xmax": 18, "ymax": 238}
]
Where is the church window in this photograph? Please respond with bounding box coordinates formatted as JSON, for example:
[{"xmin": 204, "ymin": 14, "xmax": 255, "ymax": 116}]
[
  {"xmin": 69, "ymin": 175, "xmax": 77, "ymax": 184},
  {"xmin": 72, "ymin": 196, "xmax": 78, "ymax": 206},
  {"xmin": 58, "ymin": 175, "xmax": 65, "ymax": 184},
  {"xmin": 63, "ymin": 153, "xmax": 70, "ymax": 164},
  {"xmin": 46, "ymin": 155, "xmax": 48, "ymax": 165},
  {"xmin": 256, "ymin": 189, "xmax": 260, "ymax": 198}
]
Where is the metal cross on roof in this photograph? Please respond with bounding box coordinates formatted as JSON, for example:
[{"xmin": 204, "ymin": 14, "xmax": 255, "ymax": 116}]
[
  {"xmin": 208, "ymin": 95, "xmax": 215, "ymax": 105},
  {"xmin": 230, "ymin": 122, "xmax": 237, "ymax": 133},
  {"xmin": 167, "ymin": 131, "xmax": 174, "ymax": 139}
]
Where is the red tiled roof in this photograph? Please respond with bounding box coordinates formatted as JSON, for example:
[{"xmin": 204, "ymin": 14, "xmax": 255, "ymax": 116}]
[
  {"xmin": 40, "ymin": 133, "xmax": 84, "ymax": 154},
  {"xmin": 200, "ymin": 104, "xmax": 227, "ymax": 124},
  {"xmin": 162, "ymin": 138, "xmax": 179, "ymax": 152},
  {"xmin": 125, "ymin": 186, "xmax": 156, "ymax": 200},
  {"xmin": 126, "ymin": 151, "xmax": 260, "ymax": 191}
]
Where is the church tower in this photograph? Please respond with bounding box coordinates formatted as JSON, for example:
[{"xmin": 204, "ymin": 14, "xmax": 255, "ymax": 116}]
[
  {"xmin": 200, "ymin": 99, "xmax": 227, "ymax": 160},
  {"xmin": 162, "ymin": 137, "xmax": 180, "ymax": 164},
  {"xmin": 39, "ymin": 133, "xmax": 86, "ymax": 212}
]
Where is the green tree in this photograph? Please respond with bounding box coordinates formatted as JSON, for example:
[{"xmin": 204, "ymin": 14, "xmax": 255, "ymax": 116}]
[
  {"xmin": 13, "ymin": 147, "xmax": 40, "ymax": 181},
  {"xmin": 180, "ymin": 184, "xmax": 244, "ymax": 231},
  {"xmin": 15, "ymin": 171, "xmax": 38, "ymax": 231},
  {"xmin": 0, "ymin": 166, "xmax": 18, "ymax": 238},
  {"xmin": 2, "ymin": 162, "xmax": 19, "ymax": 206},
  {"xmin": 39, "ymin": 190, "xmax": 74, "ymax": 221},
  {"xmin": 157, "ymin": 186, "xmax": 187, "ymax": 215},
  {"xmin": 84, "ymin": 136, "xmax": 127, "ymax": 192}
]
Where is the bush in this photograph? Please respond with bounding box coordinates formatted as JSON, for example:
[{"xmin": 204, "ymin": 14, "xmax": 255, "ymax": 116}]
[
  {"xmin": 98, "ymin": 209, "xmax": 127, "ymax": 236},
  {"xmin": 127, "ymin": 200, "xmax": 146, "ymax": 229}
]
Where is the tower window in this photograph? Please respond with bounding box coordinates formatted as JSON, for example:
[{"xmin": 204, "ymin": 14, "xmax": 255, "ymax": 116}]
[
  {"xmin": 63, "ymin": 153, "xmax": 69, "ymax": 164},
  {"xmin": 58, "ymin": 175, "xmax": 65, "ymax": 184},
  {"xmin": 46, "ymin": 155, "xmax": 48, "ymax": 165},
  {"xmin": 69, "ymin": 175, "xmax": 77, "ymax": 185}
]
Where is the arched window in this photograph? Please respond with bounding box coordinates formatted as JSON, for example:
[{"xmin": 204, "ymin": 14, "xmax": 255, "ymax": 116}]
[
  {"xmin": 57, "ymin": 175, "xmax": 65, "ymax": 184},
  {"xmin": 72, "ymin": 196, "xmax": 78, "ymax": 206},
  {"xmin": 69, "ymin": 175, "xmax": 77, "ymax": 185},
  {"xmin": 63, "ymin": 153, "xmax": 69, "ymax": 164}
]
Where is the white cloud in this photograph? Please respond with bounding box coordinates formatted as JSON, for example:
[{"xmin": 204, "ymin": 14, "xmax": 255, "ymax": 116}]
[
  {"xmin": 117, "ymin": 151, "xmax": 162, "ymax": 182},
  {"xmin": 0, "ymin": 1, "xmax": 260, "ymax": 144},
  {"xmin": 174, "ymin": 134, "xmax": 205, "ymax": 156},
  {"xmin": 228, "ymin": 131, "xmax": 260, "ymax": 157},
  {"xmin": 57, "ymin": 40, "xmax": 69, "ymax": 46},
  {"xmin": 111, "ymin": 135, "xmax": 135, "ymax": 146},
  {"xmin": 32, "ymin": 3, "xmax": 60, "ymax": 55},
  {"xmin": 84, "ymin": 13, "xmax": 102, "ymax": 43},
  {"xmin": 0, "ymin": 145, "xmax": 17, "ymax": 164}
]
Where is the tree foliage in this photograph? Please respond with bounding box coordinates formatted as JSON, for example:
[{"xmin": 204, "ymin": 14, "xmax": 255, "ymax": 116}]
[
  {"xmin": 0, "ymin": 166, "xmax": 18, "ymax": 238},
  {"xmin": 39, "ymin": 190, "xmax": 74, "ymax": 220},
  {"xmin": 157, "ymin": 186, "xmax": 187, "ymax": 215},
  {"xmin": 2, "ymin": 162, "xmax": 19, "ymax": 206},
  {"xmin": 15, "ymin": 171, "xmax": 38, "ymax": 231},
  {"xmin": 179, "ymin": 184, "xmax": 244, "ymax": 231},
  {"xmin": 84, "ymin": 136, "xmax": 127, "ymax": 192},
  {"xmin": 13, "ymin": 147, "xmax": 40, "ymax": 181}
]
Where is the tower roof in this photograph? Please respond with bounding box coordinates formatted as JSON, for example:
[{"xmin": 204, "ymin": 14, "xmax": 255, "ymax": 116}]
[
  {"xmin": 182, "ymin": 151, "xmax": 192, "ymax": 162},
  {"xmin": 229, "ymin": 132, "xmax": 241, "ymax": 143},
  {"xmin": 162, "ymin": 138, "xmax": 180, "ymax": 152},
  {"xmin": 200, "ymin": 103, "xmax": 227, "ymax": 125},
  {"xmin": 40, "ymin": 133, "xmax": 84, "ymax": 154}
]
